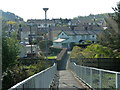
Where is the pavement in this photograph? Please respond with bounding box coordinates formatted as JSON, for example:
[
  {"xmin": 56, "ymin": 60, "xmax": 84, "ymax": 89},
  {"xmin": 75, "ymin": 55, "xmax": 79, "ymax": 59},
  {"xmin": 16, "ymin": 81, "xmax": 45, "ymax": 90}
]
[
  {"xmin": 59, "ymin": 70, "xmax": 85, "ymax": 89},
  {"xmin": 58, "ymin": 51, "xmax": 90, "ymax": 89}
]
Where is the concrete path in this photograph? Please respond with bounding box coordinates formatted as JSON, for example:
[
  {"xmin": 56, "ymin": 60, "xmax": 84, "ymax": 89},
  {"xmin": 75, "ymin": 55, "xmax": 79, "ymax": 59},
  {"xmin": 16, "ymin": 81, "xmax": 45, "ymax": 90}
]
[
  {"xmin": 59, "ymin": 70, "xmax": 86, "ymax": 89},
  {"xmin": 58, "ymin": 51, "xmax": 90, "ymax": 89}
]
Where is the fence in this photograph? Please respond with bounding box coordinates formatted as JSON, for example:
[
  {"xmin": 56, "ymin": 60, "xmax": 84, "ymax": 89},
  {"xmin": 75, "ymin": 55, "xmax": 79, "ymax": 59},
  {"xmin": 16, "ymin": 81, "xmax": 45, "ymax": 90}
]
[
  {"xmin": 69, "ymin": 62, "xmax": 120, "ymax": 89},
  {"xmin": 70, "ymin": 58, "xmax": 120, "ymax": 72},
  {"xmin": 9, "ymin": 63, "xmax": 58, "ymax": 89}
]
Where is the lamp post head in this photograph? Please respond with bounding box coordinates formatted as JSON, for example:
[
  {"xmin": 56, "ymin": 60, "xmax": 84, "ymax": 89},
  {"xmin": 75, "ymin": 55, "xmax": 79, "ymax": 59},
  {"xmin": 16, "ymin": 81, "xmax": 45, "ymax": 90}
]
[{"xmin": 43, "ymin": 8, "xmax": 49, "ymax": 12}]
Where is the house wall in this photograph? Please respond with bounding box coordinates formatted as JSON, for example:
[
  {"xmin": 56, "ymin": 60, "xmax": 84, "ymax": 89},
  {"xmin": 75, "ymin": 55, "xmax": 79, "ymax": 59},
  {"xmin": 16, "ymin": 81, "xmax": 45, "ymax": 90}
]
[
  {"xmin": 20, "ymin": 45, "xmax": 38, "ymax": 57},
  {"xmin": 60, "ymin": 34, "xmax": 96, "ymax": 44},
  {"xmin": 37, "ymin": 23, "xmax": 55, "ymax": 28},
  {"xmin": 53, "ymin": 31, "xmax": 97, "ymax": 49},
  {"xmin": 19, "ymin": 45, "xmax": 26, "ymax": 57},
  {"xmin": 21, "ymin": 31, "xmax": 30, "ymax": 42},
  {"xmin": 58, "ymin": 32, "xmax": 69, "ymax": 39},
  {"xmin": 53, "ymin": 42, "xmax": 62, "ymax": 48}
]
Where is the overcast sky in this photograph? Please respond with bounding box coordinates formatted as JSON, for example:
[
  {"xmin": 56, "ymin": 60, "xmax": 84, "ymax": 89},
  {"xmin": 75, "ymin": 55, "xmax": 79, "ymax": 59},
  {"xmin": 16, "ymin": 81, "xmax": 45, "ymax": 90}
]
[{"xmin": 0, "ymin": 0, "xmax": 119, "ymax": 21}]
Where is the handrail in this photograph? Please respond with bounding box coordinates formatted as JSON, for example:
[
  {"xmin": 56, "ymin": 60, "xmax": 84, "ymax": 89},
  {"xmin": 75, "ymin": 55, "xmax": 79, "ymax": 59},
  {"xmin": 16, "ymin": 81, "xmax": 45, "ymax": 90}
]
[
  {"xmin": 69, "ymin": 62, "xmax": 120, "ymax": 89},
  {"xmin": 76, "ymin": 63, "xmax": 120, "ymax": 74},
  {"xmin": 9, "ymin": 63, "xmax": 57, "ymax": 89}
]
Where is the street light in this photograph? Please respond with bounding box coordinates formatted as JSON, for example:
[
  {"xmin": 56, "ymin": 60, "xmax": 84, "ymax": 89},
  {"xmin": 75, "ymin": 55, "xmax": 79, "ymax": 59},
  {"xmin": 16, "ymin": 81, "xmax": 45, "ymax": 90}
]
[{"xmin": 43, "ymin": 8, "xmax": 49, "ymax": 60}]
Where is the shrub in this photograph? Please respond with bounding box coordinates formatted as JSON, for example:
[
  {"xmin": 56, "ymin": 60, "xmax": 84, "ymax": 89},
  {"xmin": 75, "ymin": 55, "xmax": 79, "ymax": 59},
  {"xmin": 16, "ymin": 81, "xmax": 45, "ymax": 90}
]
[
  {"xmin": 82, "ymin": 44, "xmax": 114, "ymax": 58},
  {"xmin": 2, "ymin": 60, "xmax": 53, "ymax": 89},
  {"xmin": 70, "ymin": 46, "xmax": 84, "ymax": 59}
]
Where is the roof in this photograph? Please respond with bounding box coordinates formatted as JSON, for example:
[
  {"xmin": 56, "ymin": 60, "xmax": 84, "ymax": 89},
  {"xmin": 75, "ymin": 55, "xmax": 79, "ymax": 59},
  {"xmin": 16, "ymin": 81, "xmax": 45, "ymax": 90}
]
[
  {"xmin": 27, "ymin": 19, "xmax": 55, "ymax": 24},
  {"xmin": 22, "ymin": 26, "xmax": 38, "ymax": 32},
  {"xmin": 59, "ymin": 30, "xmax": 102, "ymax": 36},
  {"xmin": 63, "ymin": 30, "xmax": 76, "ymax": 35},
  {"xmin": 74, "ymin": 30, "xmax": 89, "ymax": 35},
  {"xmin": 54, "ymin": 38, "xmax": 66, "ymax": 43}
]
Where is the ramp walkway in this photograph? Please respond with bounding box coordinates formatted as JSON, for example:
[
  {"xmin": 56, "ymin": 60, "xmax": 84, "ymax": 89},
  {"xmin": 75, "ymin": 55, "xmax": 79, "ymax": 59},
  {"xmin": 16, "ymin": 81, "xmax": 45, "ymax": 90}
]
[{"xmin": 58, "ymin": 51, "xmax": 90, "ymax": 89}]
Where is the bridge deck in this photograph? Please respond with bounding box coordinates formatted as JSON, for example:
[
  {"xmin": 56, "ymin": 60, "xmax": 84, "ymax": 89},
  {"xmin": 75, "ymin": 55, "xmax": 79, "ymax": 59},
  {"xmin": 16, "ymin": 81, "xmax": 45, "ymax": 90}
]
[
  {"xmin": 57, "ymin": 51, "xmax": 90, "ymax": 89},
  {"xmin": 58, "ymin": 70, "xmax": 89, "ymax": 89}
]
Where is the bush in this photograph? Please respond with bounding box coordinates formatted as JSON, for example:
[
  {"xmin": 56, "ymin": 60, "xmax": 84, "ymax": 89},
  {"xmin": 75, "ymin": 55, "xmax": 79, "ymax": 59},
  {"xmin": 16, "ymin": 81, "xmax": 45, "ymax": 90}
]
[
  {"xmin": 82, "ymin": 44, "xmax": 114, "ymax": 58},
  {"xmin": 70, "ymin": 44, "xmax": 120, "ymax": 59},
  {"xmin": 49, "ymin": 47, "xmax": 62, "ymax": 56},
  {"xmin": 39, "ymin": 40, "xmax": 53, "ymax": 52},
  {"xmin": 2, "ymin": 60, "xmax": 53, "ymax": 89},
  {"xmin": 70, "ymin": 46, "xmax": 84, "ymax": 59},
  {"xmin": 2, "ymin": 36, "xmax": 20, "ymax": 73}
]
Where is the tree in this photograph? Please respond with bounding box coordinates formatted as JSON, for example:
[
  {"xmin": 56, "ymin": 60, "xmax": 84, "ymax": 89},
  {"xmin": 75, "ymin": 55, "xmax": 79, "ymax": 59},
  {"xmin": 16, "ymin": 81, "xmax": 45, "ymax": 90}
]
[
  {"xmin": 2, "ymin": 34, "xmax": 20, "ymax": 72},
  {"xmin": 39, "ymin": 40, "xmax": 53, "ymax": 52},
  {"xmin": 81, "ymin": 44, "xmax": 114, "ymax": 58},
  {"xmin": 112, "ymin": 2, "xmax": 120, "ymax": 27},
  {"xmin": 6, "ymin": 21, "xmax": 16, "ymax": 25},
  {"xmin": 70, "ymin": 46, "xmax": 84, "ymax": 59},
  {"xmin": 99, "ymin": 2, "xmax": 120, "ymax": 49}
]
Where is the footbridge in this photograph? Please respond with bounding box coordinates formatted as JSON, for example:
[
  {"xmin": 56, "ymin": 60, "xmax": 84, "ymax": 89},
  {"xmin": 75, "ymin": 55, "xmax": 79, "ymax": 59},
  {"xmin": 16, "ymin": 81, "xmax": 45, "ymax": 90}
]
[{"xmin": 10, "ymin": 52, "xmax": 120, "ymax": 89}]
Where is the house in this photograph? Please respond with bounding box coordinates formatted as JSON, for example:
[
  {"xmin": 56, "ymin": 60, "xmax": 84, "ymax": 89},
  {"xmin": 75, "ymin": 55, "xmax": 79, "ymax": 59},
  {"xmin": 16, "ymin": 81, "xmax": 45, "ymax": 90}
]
[
  {"xmin": 20, "ymin": 44, "xmax": 40, "ymax": 58},
  {"xmin": 27, "ymin": 19, "xmax": 56, "ymax": 27},
  {"xmin": 20, "ymin": 26, "xmax": 41, "ymax": 57},
  {"xmin": 53, "ymin": 29, "xmax": 102, "ymax": 49}
]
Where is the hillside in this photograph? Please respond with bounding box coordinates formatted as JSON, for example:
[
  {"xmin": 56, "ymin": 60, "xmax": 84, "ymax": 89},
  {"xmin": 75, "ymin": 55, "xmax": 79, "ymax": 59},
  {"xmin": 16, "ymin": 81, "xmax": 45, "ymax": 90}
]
[{"xmin": 0, "ymin": 10, "xmax": 23, "ymax": 22}]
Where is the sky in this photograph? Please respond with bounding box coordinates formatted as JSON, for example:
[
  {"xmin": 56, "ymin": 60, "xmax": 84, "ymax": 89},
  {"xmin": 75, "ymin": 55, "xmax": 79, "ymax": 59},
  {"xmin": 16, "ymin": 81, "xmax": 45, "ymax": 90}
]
[{"xmin": 0, "ymin": 0, "xmax": 120, "ymax": 21}]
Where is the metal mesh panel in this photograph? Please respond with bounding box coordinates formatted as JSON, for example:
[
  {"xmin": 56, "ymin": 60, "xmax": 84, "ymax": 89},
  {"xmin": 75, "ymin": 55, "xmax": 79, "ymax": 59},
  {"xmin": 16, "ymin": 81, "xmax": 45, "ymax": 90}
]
[
  {"xmin": 85, "ymin": 68, "xmax": 91, "ymax": 85},
  {"xmin": 92, "ymin": 69, "xmax": 99, "ymax": 88},
  {"xmin": 102, "ymin": 71, "xmax": 116, "ymax": 88},
  {"xmin": 117, "ymin": 73, "xmax": 120, "ymax": 89}
]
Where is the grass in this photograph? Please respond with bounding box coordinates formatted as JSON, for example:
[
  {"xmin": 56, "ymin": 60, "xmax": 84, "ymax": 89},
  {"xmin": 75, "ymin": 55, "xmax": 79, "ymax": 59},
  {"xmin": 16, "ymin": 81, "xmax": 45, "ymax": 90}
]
[
  {"xmin": 92, "ymin": 73, "xmax": 116, "ymax": 88},
  {"xmin": 47, "ymin": 56, "xmax": 57, "ymax": 59}
]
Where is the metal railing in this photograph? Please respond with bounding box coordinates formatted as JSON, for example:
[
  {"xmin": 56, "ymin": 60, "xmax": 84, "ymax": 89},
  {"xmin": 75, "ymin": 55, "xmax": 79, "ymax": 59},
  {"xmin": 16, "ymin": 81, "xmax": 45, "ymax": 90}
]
[
  {"xmin": 10, "ymin": 63, "xmax": 58, "ymax": 89},
  {"xmin": 69, "ymin": 62, "xmax": 120, "ymax": 89}
]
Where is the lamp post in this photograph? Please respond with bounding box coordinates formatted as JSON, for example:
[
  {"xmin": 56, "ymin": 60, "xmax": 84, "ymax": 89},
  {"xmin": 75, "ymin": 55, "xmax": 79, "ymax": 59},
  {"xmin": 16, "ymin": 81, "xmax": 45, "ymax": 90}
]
[{"xmin": 43, "ymin": 8, "xmax": 49, "ymax": 60}]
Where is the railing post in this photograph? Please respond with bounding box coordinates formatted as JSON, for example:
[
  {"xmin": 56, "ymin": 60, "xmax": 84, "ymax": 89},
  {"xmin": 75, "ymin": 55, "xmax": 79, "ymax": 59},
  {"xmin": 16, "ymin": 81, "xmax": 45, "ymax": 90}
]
[
  {"xmin": 84, "ymin": 67, "xmax": 86, "ymax": 82},
  {"xmin": 90, "ymin": 68, "xmax": 93, "ymax": 87},
  {"xmin": 99, "ymin": 70, "xmax": 102, "ymax": 88},
  {"xmin": 81, "ymin": 66, "xmax": 82, "ymax": 79},
  {"xmin": 116, "ymin": 73, "xmax": 120, "ymax": 89},
  {"xmin": 78, "ymin": 66, "xmax": 80, "ymax": 78}
]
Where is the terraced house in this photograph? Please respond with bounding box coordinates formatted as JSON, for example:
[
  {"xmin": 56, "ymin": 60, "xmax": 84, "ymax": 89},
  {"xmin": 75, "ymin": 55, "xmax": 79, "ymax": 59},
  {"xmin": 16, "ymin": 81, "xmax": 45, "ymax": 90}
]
[{"xmin": 53, "ymin": 29, "xmax": 103, "ymax": 49}]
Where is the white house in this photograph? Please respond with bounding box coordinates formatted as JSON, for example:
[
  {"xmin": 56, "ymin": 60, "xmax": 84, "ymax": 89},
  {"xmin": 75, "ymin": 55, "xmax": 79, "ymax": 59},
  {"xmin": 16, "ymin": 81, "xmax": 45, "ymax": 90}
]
[
  {"xmin": 20, "ymin": 45, "xmax": 39, "ymax": 57},
  {"xmin": 53, "ymin": 30, "xmax": 99, "ymax": 49}
]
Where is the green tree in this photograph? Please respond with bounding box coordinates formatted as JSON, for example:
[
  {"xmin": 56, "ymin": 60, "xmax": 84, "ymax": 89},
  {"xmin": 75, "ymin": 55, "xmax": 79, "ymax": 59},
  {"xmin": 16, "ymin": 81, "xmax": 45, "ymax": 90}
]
[
  {"xmin": 112, "ymin": 2, "xmax": 120, "ymax": 31},
  {"xmin": 39, "ymin": 40, "xmax": 53, "ymax": 52},
  {"xmin": 2, "ymin": 34, "xmax": 20, "ymax": 72},
  {"xmin": 70, "ymin": 46, "xmax": 84, "ymax": 59},
  {"xmin": 99, "ymin": 2, "xmax": 120, "ymax": 49},
  {"xmin": 82, "ymin": 44, "xmax": 114, "ymax": 58}
]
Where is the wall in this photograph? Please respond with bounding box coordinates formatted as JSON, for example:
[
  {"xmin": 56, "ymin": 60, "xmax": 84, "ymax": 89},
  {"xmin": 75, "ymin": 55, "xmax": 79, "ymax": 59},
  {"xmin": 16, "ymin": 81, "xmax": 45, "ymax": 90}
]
[
  {"xmin": 53, "ymin": 42, "xmax": 62, "ymax": 48},
  {"xmin": 20, "ymin": 45, "xmax": 38, "ymax": 57},
  {"xmin": 56, "ymin": 48, "xmax": 67, "ymax": 70}
]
